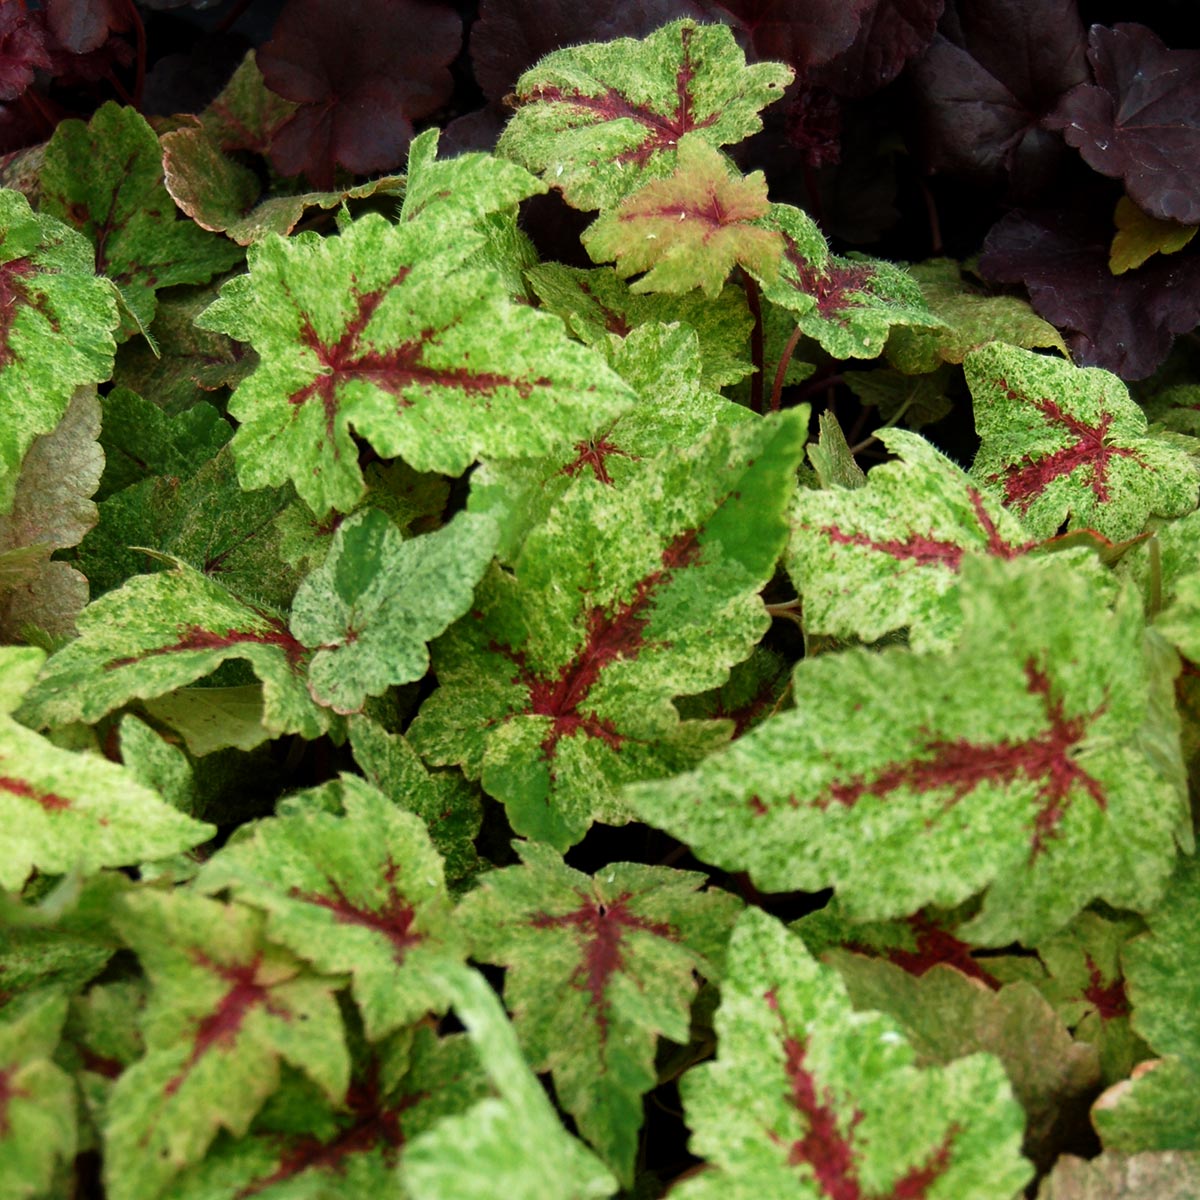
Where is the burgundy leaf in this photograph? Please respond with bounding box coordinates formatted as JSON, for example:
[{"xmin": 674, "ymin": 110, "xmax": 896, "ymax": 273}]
[
  {"xmin": 979, "ymin": 191, "xmax": 1200, "ymax": 380},
  {"xmin": 0, "ymin": 5, "xmax": 51, "ymax": 102},
  {"xmin": 470, "ymin": 0, "xmax": 717, "ymax": 103},
  {"xmin": 908, "ymin": 0, "xmax": 1087, "ymax": 192},
  {"xmin": 811, "ymin": 0, "xmax": 944, "ymax": 99},
  {"xmin": 45, "ymin": 0, "xmax": 128, "ymax": 56},
  {"xmin": 713, "ymin": 0, "xmax": 873, "ymax": 73},
  {"xmin": 1046, "ymin": 23, "xmax": 1200, "ymax": 225},
  {"xmin": 257, "ymin": 0, "xmax": 461, "ymax": 188}
]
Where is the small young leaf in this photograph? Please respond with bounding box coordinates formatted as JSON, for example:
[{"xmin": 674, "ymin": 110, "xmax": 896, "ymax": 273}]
[
  {"xmin": 103, "ymin": 890, "xmax": 350, "ymax": 1200},
  {"xmin": 760, "ymin": 203, "xmax": 941, "ymax": 358},
  {"xmin": 1110, "ymin": 195, "xmax": 1198, "ymax": 275},
  {"xmin": 0, "ymin": 189, "xmax": 118, "ymax": 515},
  {"xmin": 581, "ymin": 136, "xmax": 783, "ymax": 298},
  {"xmin": 290, "ymin": 509, "xmax": 498, "ymax": 714},
  {"xmin": 0, "ymin": 647, "xmax": 215, "ymax": 892},
  {"xmin": 496, "ymin": 19, "xmax": 792, "ymax": 211},
  {"xmin": 627, "ymin": 557, "xmax": 1188, "ymax": 945},
  {"xmin": 39, "ymin": 103, "xmax": 244, "ymax": 338},
  {"xmin": 16, "ymin": 564, "xmax": 330, "ymax": 741},
  {"xmin": 198, "ymin": 213, "xmax": 635, "ymax": 516},
  {"xmin": 966, "ymin": 343, "xmax": 1199, "ymax": 540},
  {"xmin": 457, "ymin": 841, "xmax": 741, "ymax": 1182},
  {"xmin": 409, "ymin": 410, "xmax": 809, "ymax": 849},
  {"xmin": 0, "ymin": 994, "xmax": 76, "ymax": 1200},
  {"xmin": 196, "ymin": 775, "xmax": 459, "ymax": 1041},
  {"xmin": 670, "ymin": 908, "xmax": 1032, "ymax": 1199}
]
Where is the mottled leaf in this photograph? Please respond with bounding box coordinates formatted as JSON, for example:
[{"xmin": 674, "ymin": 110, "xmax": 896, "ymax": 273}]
[
  {"xmin": 627, "ymin": 556, "xmax": 1188, "ymax": 945},
  {"xmin": 496, "ymin": 19, "xmax": 792, "ymax": 211},
  {"xmin": 1038, "ymin": 1151, "xmax": 1200, "ymax": 1198},
  {"xmin": 0, "ymin": 188, "xmax": 118, "ymax": 515},
  {"xmin": 788, "ymin": 427, "xmax": 1037, "ymax": 650},
  {"xmin": 0, "ymin": 646, "xmax": 214, "ymax": 892},
  {"xmin": 457, "ymin": 841, "xmax": 740, "ymax": 1182},
  {"xmin": 409, "ymin": 410, "xmax": 808, "ymax": 849},
  {"xmin": 1046, "ymin": 24, "xmax": 1200, "ymax": 225},
  {"xmin": 670, "ymin": 908, "xmax": 1031, "ymax": 1199},
  {"xmin": 1110, "ymin": 196, "xmax": 1198, "ymax": 275},
  {"xmin": 104, "ymin": 890, "xmax": 350, "ymax": 1200},
  {"xmin": 16, "ymin": 564, "xmax": 330, "ymax": 741},
  {"xmin": 290, "ymin": 509, "xmax": 498, "ymax": 714},
  {"xmin": 399, "ymin": 961, "xmax": 618, "ymax": 1200},
  {"xmin": 967, "ymin": 343, "xmax": 1199, "ymax": 540},
  {"xmin": 581, "ymin": 136, "xmax": 782, "ymax": 298},
  {"xmin": 39, "ymin": 103, "xmax": 243, "ymax": 338},
  {"xmin": 675, "ymin": 644, "xmax": 793, "ymax": 738},
  {"xmin": 0, "ymin": 994, "xmax": 75, "ymax": 1200},
  {"xmin": 760, "ymin": 203, "xmax": 941, "ymax": 358},
  {"xmin": 197, "ymin": 212, "xmax": 635, "ymax": 516}
]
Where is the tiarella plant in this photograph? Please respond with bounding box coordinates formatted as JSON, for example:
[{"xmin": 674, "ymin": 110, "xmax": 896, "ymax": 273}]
[{"xmin": 3, "ymin": 11, "xmax": 1200, "ymax": 1200}]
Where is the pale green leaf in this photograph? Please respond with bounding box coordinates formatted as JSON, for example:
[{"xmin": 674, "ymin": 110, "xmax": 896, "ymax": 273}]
[
  {"xmin": 1038, "ymin": 1151, "xmax": 1200, "ymax": 1199},
  {"xmin": 496, "ymin": 19, "xmax": 791, "ymax": 212},
  {"xmin": 671, "ymin": 908, "xmax": 1031, "ymax": 1199},
  {"xmin": 806, "ymin": 411, "xmax": 866, "ymax": 491}
]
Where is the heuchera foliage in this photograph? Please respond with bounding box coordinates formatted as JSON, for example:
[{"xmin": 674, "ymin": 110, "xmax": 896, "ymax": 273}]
[{"xmin": 2, "ymin": 5, "xmax": 1200, "ymax": 1198}]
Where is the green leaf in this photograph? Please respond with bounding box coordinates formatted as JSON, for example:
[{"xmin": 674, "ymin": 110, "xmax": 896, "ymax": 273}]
[
  {"xmin": 788, "ymin": 428, "xmax": 1038, "ymax": 651},
  {"xmin": 0, "ymin": 387, "xmax": 104, "ymax": 641},
  {"xmin": 627, "ymin": 557, "xmax": 1188, "ymax": 945},
  {"xmin": 818, "ymin": 952, "xmax": 1101, "ymax": 1173},
  {"xmin": 1038, "ymin": 1151, "xmax": 1200, "ymax": 1199},
  {"xmin": 1110, "ymin": 196, "xmax": 1198, "ymax": 275},
  {"xmin": 581, "ymin": 137, "xmax": 782, "ymax": 298},
  {"xmin": 290, "ymin": 509, "xmax": 498, "ymax": 714},
  {"xmin": 399, "ymin": 961, "xmax": 618, "ymax": 1200},
  {"xmin": 16, "ymin": 564, "xmax": 330, "ymax": 741},
  {"xmin": 496, "ymin": 19, "xmax": 791, "ymax": 212},
  {"xmin": 104, "ymin": 889, "xmax": 350, "ymax": 1200},
  {"xmin": 843, "ymin": 364, "xmax": 954, "ymax": 432},
  {"xmin": 350, "ymin": 717, "xmax": 483, "ymax": 887},
  {"xmin": 456, "ymin": 841, "xmax": 741, "ymax": 1183},
  {"xmin": 885, "ymin": 258, "xmax": 1068, "ymax": 374},
  {"xmin": 0, "ymin": 646, "xmax": 214, "ymax": 891},
  {"xmin": 967, "ymin": 343, "xmax": 1199, "ymax": 540},
  {"xmin": 409, "ymin": 409, "xmax": 809, "ymax": 849},
  {"xmin": 0, "ymin": 993, "xmax": 76, "ymax": 1200},
  {"xmin": 40, "ymin": 103, "xmax": 244, "ymax": 338},
  {"xmin": 198, "ymin": 213, "xmax": 635, "ymax": 516},
  {"xmin": 675, "ymin": 645, "xmax": 793, "ymax": 738},
  {"xmin": 806, "ymin": 411, "xmax": 867, "ymax": 491},
  {"xmin": 525, "ymin": 262, "xmax": 754, "ymax": 388},
  {"xmin": 670, "ymin": 908, "xmax": 1031, "ymax": 1199},
  {"xmin": 195, "ymin": 775, "xmax": 460, "ymax": 1041},
  {"xmin": 0, "ymin": 188, "xmax": 118, "ymax": 514},
  {"xmin": 139, "ymin": 685, "xmax": 271, "ymax": 758},
  {"xmin": 758, "ymin": 203, "xmax": 941, "ymax": 359}
]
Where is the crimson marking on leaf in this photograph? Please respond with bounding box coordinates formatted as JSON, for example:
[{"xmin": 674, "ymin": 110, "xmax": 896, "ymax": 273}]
[
  {"xmin": 763, "ymin": 988, "xmax": 956, "ymax": 1198},
  {"xmin": 531, "ymin": 891, "xmax": 674, "ymax": 1042},
  {"xmin": 864, "ymin": 915, "xmax": 1002, "ymax": 991},
  {"xmin": 0, "ymin": 1066, "xmax": 29, "ymax": 1136},
  {"xmin": 820, "ymin": 661, "xmax": 1106, "ymax": 856},
  {"xmin": 821, "ymin": 525, "xmax": 966, "ymax": 570},
  {"xmin": 499, "ymin": 525, "xmax": 703, "ymax": 759},
  {"xmin": 165, "ymin": 952, "xmax": 288, "ymax": 1099},
  {"xmin": 288, "ymin": 270, "xmax": 544, "ymax": 436},
  {"xmin": 1081, "ymin": 953, "xmax": 1130, "ymax": 1021},
  {"xmin": 0, "ymin": 257, "xmax": 36, "ymax": 367},
  {"xmin": 104, "ymin": 622, "xmax": 309, "ymax": 673},
  {"xmin": 89, "ymin": 154, "xmax": 139, "ymax": 280},
  {"xmin": 0, "ymin": 774, "xmax": 72, "ymax": 813},
  {"xmin": 236, "ymin": 1068, "xmax": 418, "ymax": 1197},
  {"xmin": 986, "ymin": 377, "xmax": 1144, "ymax": 512},
  {"xmin": 561, "ymin": 434, "xmax": 637, "ymax": 485},
  {"xmin": 527, "ymin": 25, "xmax": 717, "ymax": 169},
  {"xmin": 288, "ymin": 860, "xmax": 421, "ymax": 963},
  {"xmin": 782, "ymin": 242, "xmax": 873, "ymax": 321},
  {"xmin": 577, "ymin": 281, "xmax": 632, "ymax": 335},
  {"xmin": 79, "ymin": 1048, "xmax": 125, "ymax": 1079}
]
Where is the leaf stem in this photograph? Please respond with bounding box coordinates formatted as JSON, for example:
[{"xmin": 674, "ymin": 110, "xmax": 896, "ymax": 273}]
[
  {"xmin": 768, "ymin": 324, "xmax": 803, "ymax": 412},
  {"xmin": 741, "ymin": 268, "xmax": 764, "ymax": 414},
  {"xmin": 849, "ymin": 394, "xmax": 916, "ymax": 455}
]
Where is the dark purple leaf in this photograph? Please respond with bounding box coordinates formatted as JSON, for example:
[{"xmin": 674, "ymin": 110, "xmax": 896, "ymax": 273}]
[
  {"xmin": 713, "ymin": 0, "xmax": 873, "ymax": 73},
  {"xmin": 470, "ymin": 0, "xmax": 717, "ymax": 103},
  {"xmin": 1046, "ymin": 23, "xmax": 1200, "ymax": 225},
  {"xmin": 45, "ymin": 0, "xmax": 127, "ymax": 55},
  {"xmin": 0, "ymin": 5, "xmax": 51, "ymax": 102},
  {"xmin": 909, "ymin": 0, "xmax": 1087, "ymax": 193},
  {"xmin": 257, "ymin": 0, "xmax": 461, "ymax": 188},
  {"xmin": 979, "ymin": 190, "xmax": 1200, "ymax": 380},
  {"xmin": 811, "ymin": 0, "xmax": 944, "ymax": 99}
]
